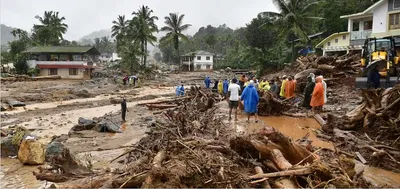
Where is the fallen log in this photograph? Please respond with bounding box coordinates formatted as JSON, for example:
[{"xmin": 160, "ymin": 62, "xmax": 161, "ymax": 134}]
[
  {"xmin": 314, "ymin": 114, "xmax": 326, "ymax": 127},
  {"xmin": 254, "ymin": 166, "xmax": 271, "ymax": 188},
  {"xmin": 249, "ymin": 167, "xmax": 314, "ymax": 179},
  {"xmin": 145, "ymin": 104, "xmax": 177, "ymax": 110},
  {"xmin": 317, "ymin": 64, "xmax": 335, "ymax": 72},
  {"xmin": 138, "ymin": 96, "xmax": 191, "ymax": 106}
]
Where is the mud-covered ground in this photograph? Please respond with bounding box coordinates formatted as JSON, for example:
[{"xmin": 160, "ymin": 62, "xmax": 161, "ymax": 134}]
[{"xmin": 1, "ymin": 71, "xmax": 399, "ymax": 188}]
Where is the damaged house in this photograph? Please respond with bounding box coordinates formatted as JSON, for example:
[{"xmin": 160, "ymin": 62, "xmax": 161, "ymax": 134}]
[{"xmin": 24, "ymin": 46, "xmax": 100, "ymax": 79}]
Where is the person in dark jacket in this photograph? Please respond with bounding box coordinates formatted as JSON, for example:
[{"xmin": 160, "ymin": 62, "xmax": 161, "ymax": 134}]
[
  {"xmin": 302, "ymin": 74, "xmax": 316, "ymax": 109},
  {"xmin": 121, "ymin": 98, "xmax": 128, "ymax": 122},
  {"xmin": 368, "ymin": 66, "xmax": 381, "ymax": 89}
]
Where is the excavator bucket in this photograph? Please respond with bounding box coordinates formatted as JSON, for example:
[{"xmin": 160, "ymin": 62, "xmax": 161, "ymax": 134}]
[{"xmin": 355, "ymin": 60, "xmax": 400, "ymax": 89}]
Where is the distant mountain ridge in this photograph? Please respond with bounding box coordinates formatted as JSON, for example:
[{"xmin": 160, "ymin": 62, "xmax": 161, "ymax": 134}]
[{"xmin": 1, "ymin": 24, "xmax": 15, "ymax": 45}]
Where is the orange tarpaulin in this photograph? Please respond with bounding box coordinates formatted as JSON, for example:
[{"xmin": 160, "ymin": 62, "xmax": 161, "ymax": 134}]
[
  {"xmin": 310, "ymin": 82, "xmax": 324, "ymax": 107},
  {"xmin": 285, "ymin": 80, "xmax": 296, "ymax": 99}
]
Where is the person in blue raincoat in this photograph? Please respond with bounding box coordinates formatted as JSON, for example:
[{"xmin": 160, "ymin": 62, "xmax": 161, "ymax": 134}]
[
  {"xmin": 240, "ymin": 80, "xmax": 259, "ymax": 123},
  {"xmin": 204, "ymin": 76, "xmax": 211, "ymax": 88},
  {"xmin": 175, "ymin": 85, "xmax": 181, "ymax": 97},
  {"xmin": 223, "ymin": 79, "xmax": 229, "ymax": 95},
  {"xmin": 179, "ymin": 84, "xmax": 185, "ymax": 96}
]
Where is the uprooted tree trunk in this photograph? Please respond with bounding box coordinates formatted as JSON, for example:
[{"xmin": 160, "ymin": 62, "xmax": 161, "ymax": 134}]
[
  {"xmin": 326, "ymin": 85, "xmax": 400, "ymax": 131},
  {"xmin": 33, "ymin": 148, "xmax": 92, "ymax": 183}
]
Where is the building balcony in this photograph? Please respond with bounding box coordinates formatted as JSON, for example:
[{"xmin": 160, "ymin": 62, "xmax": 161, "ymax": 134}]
[
  {"xmin": 350, "ymin": 30, "xmax": 372, "ymax": 40},
  {"xmin": 27, "ymin": 60, "xmax": 91, "ymax": 68}
]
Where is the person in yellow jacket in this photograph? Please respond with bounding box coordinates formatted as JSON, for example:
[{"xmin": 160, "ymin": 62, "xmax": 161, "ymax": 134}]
[
  {"xmin": 279, "ymin": 75, "xmax": 288, "ymax": 98},
  {"xmin": 217, "ymin": 80, "xmax": 223, "ymax": 94},
  {"xmin": 258, "ymin": 78, "xmax": 269, "ymax": 89},
  {"xmin": 263, "ymin": 81, "xmax": 271, "ymax": 91}
]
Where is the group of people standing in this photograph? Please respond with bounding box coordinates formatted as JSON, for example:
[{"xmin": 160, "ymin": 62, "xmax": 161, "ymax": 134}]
[
  {"xmin": 204, "ymin": 72, "xmax": 328, "ymax": 123},
  {"xmin": 114, "ymin": 74, "xmax": 139, "ymax": 87},
  {"xmin": 205, "ymin": 76, "xmax": 260, "ymax": 123}
]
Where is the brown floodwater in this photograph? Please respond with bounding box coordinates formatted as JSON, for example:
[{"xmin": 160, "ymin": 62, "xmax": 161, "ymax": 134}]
[
  {"xmin": 0, "ymin": 158, "xmax": 47, "ymax": 189},
  {"xmin": 235, "ymin": 115, "xmax": 334, "ymax": 149}
]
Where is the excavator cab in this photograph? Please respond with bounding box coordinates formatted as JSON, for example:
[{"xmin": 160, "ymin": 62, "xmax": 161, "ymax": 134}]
[{"xmin": 356, "ymin": 37, "xmax": 400, "ymax": 88}]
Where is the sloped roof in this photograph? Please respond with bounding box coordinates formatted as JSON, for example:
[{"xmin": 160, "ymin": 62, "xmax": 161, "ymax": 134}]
[
  {"xmin": 316, "ymin": 32, "xmax": 349, "ymax": 48},
  {"xmin": 182, "ymin": 50, "xmax": 213, "ymax": 56},
  {"xmin": 340, "ymin": 0, "xmax": 385, "ymax": 18},
  {"xmin": 24, "ymin": 46, "xmax": 100, "ymax": 55}
]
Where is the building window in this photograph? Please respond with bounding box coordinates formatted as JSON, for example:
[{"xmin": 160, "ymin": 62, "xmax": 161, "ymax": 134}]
[
  {"xmin": 206, "ymin": 65, "xmax": 211, "ymax": 69},
  {"xmin": 196, "ymin": 65, "xmax": 201, "ymax": 69},
  {"xmin": 197, "ymin": 56, "xmax": 201, "ymax": 60},
  {"xmin": 335, "ymin": 39, "xmax": 338, "ymax": 43},
  {"xmin": 394, "ymin": 0, "xmax": 400, "ymax": 9},
  {"xmin": 206, "ymin": 56, "xmax": 210, "ymax": 60},
  {"xmin": 390, "ymin": 13, "xmax": 400, "ymax": 30},
  {"xmin": 49, "ymin": 68, "xmax": 58, "ymax": 75},
  {"xmin": 352, "ymin": 21, "xmax": 360, "ymax": 31},
  {"xmin": 342, "ymin": 35, "xmax": 346, "ymax": 40},
  {"xmin": 327, "ymin": 42, "xmax": 331, "ymax": 46},
  {"xmin": 69, "ymin": 68, "xmax": 78, "ymax": 75},
  {"xmin": 364, "ymin": 20, "xmax": 372, "ymax": 30}
]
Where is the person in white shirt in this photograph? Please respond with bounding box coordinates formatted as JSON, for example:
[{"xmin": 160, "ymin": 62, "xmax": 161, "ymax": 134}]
[{"xmin": 228, "ymin": 78, "xmax": 241, "ymax": 121}]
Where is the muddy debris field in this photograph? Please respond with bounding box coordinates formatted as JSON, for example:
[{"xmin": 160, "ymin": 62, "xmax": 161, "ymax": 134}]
[{"xmin": 1, "ymin": 66, "xmax": 400, "ymax": 188}]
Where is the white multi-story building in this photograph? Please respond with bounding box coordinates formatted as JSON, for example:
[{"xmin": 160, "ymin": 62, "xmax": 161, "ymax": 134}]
[
  {"xmin": 181, "ymin": 50, "xmax": 214, "ymax": 71},
  {"xmin": 317, "ymin": 0, "xmax": 400, "ymax": 55}
]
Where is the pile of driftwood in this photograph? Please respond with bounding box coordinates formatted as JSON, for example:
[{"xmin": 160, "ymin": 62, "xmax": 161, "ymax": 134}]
[
  {"xmin": 141, "ymin": 86, "xmax": 223, "ymax": 113},
  {"xmin": 326, "ymin": 84, "xmax": 400, "ymax": 132},
  {"xmin": 292, "ymin": 53, "xmax": 360, "ymax": 91},
  {"xmin": 33, "ymin": 86, "xmax": 376, "ymax": 188},
  {"xmin": 323, "ymin": 84, "xmax": 400, "ymax": 171}
]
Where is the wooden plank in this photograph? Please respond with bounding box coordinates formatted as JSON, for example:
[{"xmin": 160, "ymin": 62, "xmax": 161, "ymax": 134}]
[{"xmin": 355, "ymin": 152, "xmax": 367, "ymax": 164}]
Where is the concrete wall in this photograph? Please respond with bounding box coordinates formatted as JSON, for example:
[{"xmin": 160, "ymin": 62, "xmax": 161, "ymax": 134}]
[
  {"xmin": 323, "ymin": 33, "xmax": 350, "ymax": 48},
  {"xmin": 40, "ymin": 68, "xmax": 85, "ymax": 79},
  {"xmin": 193, "ymin": 55, "xmax": 213, "ymax": 70},
  {"xmin": 373, "ymin": 0, "xmax": 389, "ymax": 33}
]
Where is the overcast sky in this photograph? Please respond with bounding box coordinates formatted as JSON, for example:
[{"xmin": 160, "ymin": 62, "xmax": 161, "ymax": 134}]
[{"xmin": 1, "ymin": 0, "xmax": 278, "ymax": 41}]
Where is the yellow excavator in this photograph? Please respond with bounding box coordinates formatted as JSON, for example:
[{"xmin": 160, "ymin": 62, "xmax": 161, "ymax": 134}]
[{"xmin": 356, "ymin": 37, "xmax": 400, "ymax": 88}]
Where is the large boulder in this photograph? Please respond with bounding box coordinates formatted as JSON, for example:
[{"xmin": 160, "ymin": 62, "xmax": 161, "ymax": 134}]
[
  {"xmin": 18, "ymin": 139, "xmax": 45, "ymax": 165},
  {"xmin": 78, "ymin": 117, "xmax": 95, "ymax": 127},
  {"xmin": 45, "ymin": 141, "xmax": 65, "ymax": 161},
  {"xmin": 95, "ymin": 120, "xmax": 121, "ymax": 133},
  {"xmin": 7, "ymin": 99, "xmax": 26, "ymax": 107},
  {"xmin": 1, "ymin": 136, "xmax": 19, "ymax": 157}
]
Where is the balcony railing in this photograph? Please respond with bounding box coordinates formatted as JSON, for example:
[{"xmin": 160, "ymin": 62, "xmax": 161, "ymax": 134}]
[
  {"xmin": 350, "ymin": 30, "xmax": 372, "ymax": 40},
  {"xmin": 27, "ymin": 60, "xmax": 88, "ymax": 68}
]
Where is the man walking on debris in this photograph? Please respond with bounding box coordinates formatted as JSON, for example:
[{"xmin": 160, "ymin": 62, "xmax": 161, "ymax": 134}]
[
  {"xmin": 241, "ymin": 80, "xmax": 259, "ymax": 123},
  {"xmin": 121, "ymin": 98, "xmax": 128, "ymax": 122},
  {"xmin": 228, "ymin": 78, "xmax": 240, "ymax": 121}
]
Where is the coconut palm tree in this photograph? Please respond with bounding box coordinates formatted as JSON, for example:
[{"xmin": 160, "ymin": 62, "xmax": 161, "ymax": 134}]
[
  {"xmin": 111, "ymin": 15, "xmax": 129, "ymax": 48},
  {"xmin": 259, "ymin": 0, "xmax": 322, "ymax": 59},
  {"xmin": 131, "ymin": 5, "xmax": 158, "ymax": 66},
  {"xmin": 32, "ymin": 11, "xmax": 68, "ymax": 45},
  {"xmin": 160, "ymin": 13, "xmax": 191, "ymax": 72}
]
